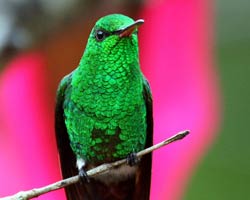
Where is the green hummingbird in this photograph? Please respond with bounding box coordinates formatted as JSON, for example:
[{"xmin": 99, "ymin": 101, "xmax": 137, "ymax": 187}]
[{"xmin": 55, "ymin": 13, "xmax": 153, "ymax": 200}]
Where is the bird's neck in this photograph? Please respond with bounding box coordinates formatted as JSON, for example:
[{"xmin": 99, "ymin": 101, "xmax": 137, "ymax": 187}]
[{"xmin": 73, "ymin": 51, "xmax": 141, "ymax": 90}]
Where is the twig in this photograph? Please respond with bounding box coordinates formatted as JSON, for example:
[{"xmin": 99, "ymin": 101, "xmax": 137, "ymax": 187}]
[{"xmin": 2, "ymin": 130, "xmax": 190, "ymax": 200}]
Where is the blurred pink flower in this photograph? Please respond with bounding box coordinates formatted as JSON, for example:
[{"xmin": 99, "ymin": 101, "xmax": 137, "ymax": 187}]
[
  {"xmin": 139, "ymin": 0, "xmax": 220, "ymax": 199},
  {"xmin": 0, "ymin": 52, "xmax": 64, "ymax": 199}
]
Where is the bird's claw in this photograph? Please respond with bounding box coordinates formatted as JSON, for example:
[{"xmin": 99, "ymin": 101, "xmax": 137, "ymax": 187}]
[
  {"xmin": 127, "ymin": 152, "xmax": 140, "ymax": 166},
  {"xmin": 79, "ymin": 167, "xmax": 90, "ymax": 183}
]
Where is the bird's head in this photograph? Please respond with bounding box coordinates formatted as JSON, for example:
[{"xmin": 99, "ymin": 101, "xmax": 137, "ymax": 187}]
[{"xmin": 81, "ymin": 14, "xmax": 144, "ymax": 67}]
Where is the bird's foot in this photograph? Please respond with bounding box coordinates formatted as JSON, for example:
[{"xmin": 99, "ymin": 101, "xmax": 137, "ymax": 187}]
[
  {"xmin": 79, "ymin": 167, "xmax": 90, "ymax": 183},
  {"xmin": 126, "ymin": 152, "xmax": 140, "ymax": 166}
]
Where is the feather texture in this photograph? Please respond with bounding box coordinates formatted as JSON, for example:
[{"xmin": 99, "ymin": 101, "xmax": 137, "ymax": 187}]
[{"xmin": 54, "ymin": 14, "xmax": 153, "ymax": 200}]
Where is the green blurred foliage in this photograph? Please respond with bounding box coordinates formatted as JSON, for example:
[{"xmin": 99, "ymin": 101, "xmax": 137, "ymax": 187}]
[{"xmin": 185, "ymin": 0, "xmax": 250, "ymax": 199}]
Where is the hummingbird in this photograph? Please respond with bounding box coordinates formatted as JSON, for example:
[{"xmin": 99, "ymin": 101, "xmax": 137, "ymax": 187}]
[{"xmin": 55, "ymin": 14, "xmax": 153, "ymax": 200}]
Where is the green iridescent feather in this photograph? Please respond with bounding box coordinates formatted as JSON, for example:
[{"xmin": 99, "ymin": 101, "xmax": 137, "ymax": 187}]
[
  {"xmin": 59, "ymin": 14, "xmax": 147, "ymax": 163},
  {"xmin": 55, "ymin": 13, "xmax": 153, "ymax": 200}
]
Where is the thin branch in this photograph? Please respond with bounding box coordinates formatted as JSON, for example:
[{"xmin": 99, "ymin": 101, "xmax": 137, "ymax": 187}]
[{"xmin": 3, "ymin": 130, "xmax": 190, "ymax": 200}]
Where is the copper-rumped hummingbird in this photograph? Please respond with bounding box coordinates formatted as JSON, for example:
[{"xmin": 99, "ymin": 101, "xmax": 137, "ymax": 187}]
[{"xmin": 55, "ymin": 14, "xmax": 153, "ymax": 200}]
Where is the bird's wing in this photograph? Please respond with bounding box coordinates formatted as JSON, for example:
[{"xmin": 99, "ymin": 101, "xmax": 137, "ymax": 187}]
[
  {"xmin": 55, "ymin": 73, "xmax": 91, "ymax": 199},
  {"xmin": 133, "ymin": 77, "xmax": 153, "ymax": 200}
]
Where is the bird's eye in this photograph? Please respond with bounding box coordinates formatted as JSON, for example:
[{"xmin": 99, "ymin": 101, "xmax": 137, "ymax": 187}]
[{"xmin": 95, "ymin": 30, "xmax": 108, "ymax": 41}]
